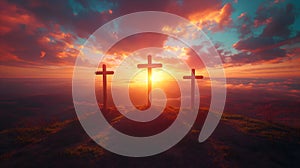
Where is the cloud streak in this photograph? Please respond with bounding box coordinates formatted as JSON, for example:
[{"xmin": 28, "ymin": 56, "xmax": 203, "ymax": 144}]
[{"xmin": 0, "ymin": 0, "xmax": 299, "ymax": 78}]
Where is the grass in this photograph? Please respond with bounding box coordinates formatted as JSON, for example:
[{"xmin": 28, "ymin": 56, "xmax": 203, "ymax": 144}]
[
  {"xmin": 64, "ymin": 144, "xmax": 105, "ymax": 158},
  {"xmin": 221, "ymin": 113, "xmax": 300, "ymax": 143},
  {"xmin": 0, "ymin": 119, "xmax": 75, "ymax": 145}
]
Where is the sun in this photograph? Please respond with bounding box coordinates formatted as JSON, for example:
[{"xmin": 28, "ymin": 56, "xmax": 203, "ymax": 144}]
[
  {"xmin": 151, "ymin": 70, "xmax": 167, "ymax": 82},
  {"xmin": 132, "ymin": 70, "xmax": 173, "ymax": 85}
]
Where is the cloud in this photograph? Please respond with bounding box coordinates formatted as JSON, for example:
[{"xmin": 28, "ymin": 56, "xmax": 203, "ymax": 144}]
[
  {"xmin": 0, "ymin": 1, "xmax": 44, "ymax": 36},
  {"xmin": 256, "ymin": 3, "xmax": 296, "ymax": 38},
  {"xmin": 0, "ymin": 0, "xmax": 232, "ymax": 69},
  {"xmin": 228, "ymin": 2, "xmax": 300, "ymax": 65},
  {"xmin": 188, "ymin": 3, "xmax": 233, "ymax": 32},
  {"xmin": 235, "ymin": 2, "xmax": 297, "ymax": 40},
  {"xmin": 106, "ymin": 33, "xmax": 167, "ymax": 55},
  {"xmin": 0, "ymin": 0, "xmax": 117, "ymax": 68},
  {"xmin": 40, "ymin": 51, "xmax": 46, "ymax": 58},
  {"xmin": 1, "ymin": 0, "xmax": 299, "ymax": 76},
  {"xmin": 236, "ymin": 12, "xmax": 252, "ymax": 39},
  {"xmin": 231, "ymin": 34, "xmax": 300, "ymax": 64}
]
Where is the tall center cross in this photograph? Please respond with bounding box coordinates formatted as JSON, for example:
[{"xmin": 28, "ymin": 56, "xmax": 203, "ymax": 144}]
[
  {"xmin": 95, "ymin": 64, "xmax": 114, "ymax": 111},
  {"xmin": 137, "ymin": 55, "xmax": 162, "ymax": 107},
  {"xmin": 183, "ymin": 69, "xmax": 203, "ymax": 110}
]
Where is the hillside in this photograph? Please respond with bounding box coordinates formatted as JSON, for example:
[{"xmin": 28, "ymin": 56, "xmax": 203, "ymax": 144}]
[{"xmin": 0, "ymin": 108, "xmax": 299, "ymax": 167}]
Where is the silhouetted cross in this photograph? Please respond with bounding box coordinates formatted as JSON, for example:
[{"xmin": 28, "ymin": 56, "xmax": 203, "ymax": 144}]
[
  {"xmin": 183, "ymin": 69, "xmax": 203, "ymax": 110},
  {"xmin": 95, "ymin": 64, "xmax": 114, "ymax": 111},
  {"xmin": 137, "ymin": 55, "xmax": 162, "ymax": 107}
]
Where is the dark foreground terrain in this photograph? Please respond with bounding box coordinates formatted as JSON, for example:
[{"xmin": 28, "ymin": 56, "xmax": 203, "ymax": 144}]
[
  {"xmin": 0, "ymin": 78, "xmax": 299, "ymax": 167},
  {"xmin": 0, "ymin": 103, "xmax": 299, "ymax": 167}
]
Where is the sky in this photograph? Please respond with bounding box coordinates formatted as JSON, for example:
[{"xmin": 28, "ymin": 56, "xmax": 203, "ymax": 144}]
[
  {"xmin": 0, "ymin": 0, "xmax": 300, "ymax": 78},
  {"xmin": 0, "ymin": 0, "xmax": 300, "ymax": 135}
]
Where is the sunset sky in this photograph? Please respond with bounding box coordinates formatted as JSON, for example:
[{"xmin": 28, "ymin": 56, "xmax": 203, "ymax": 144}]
[
  {"xmin": 0, "ymin": 0, "xmax": 300, "ymax": 78},
  {"xmin": 1, "ymin": 1, "xmax": 300, "ymax": 166}
]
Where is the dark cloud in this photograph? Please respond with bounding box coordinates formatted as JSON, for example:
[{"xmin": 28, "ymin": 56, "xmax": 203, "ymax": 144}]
[
  {"xmin": 233, "ymin": 36, "xmax": 275, "ymax": 51},
  {"xmin": 230, "ymin": 2, "xmax": 299, "ymax": 65},
  {"xmin": 0, "ymin": 0, "xmax": 227, "ymax": 68},
  {"xmin": 113, "ymin": 0, "xmax": 171, "ymax": 14},
  {"xmin": 8, "ymin": 0, "xmax": 115, "ymax": 38},
  {"xmin": 236, "ymin": 2, "xmax": 297, "ymax": 39},
  {"xmin": 232, "ymin": 36, "xmax": 288, "ymax": 63},
  {"xmin": 167, "ymin": 0, "xmax": 222, "ymax": 17},
  {"xmin": 4, "ymin": 0, "xmax": 297, "ymax": 68},
  {"xmin": 0, "ymin": 0, "xmax": 117, "ymax": 67},
  {"xmin": 113, "ymin": 0, "xmax": 222, "ymax": 19},
  {"xmin": 236, "ymin": 12, "xmax": 252, "ymax": 39},
  {"xmin": 256, "ymin": 3, "xmax": 296, "ymax": 38},
  {"xmin": 107, "ymin": 33, "xmax": 168, "ymax": 55}
]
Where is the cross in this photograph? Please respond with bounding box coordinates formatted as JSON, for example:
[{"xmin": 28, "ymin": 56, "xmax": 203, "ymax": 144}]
[
  {"xmin": 95, "ymin": 64, "xmax": 114, "ymax": 111},
  {"xmin": 183, "ymin": 69, "xmax": 203, "ymax": 110},
  {"xmin": 137, "ymin": 55, "xmax": 162, "ymax": 107}
]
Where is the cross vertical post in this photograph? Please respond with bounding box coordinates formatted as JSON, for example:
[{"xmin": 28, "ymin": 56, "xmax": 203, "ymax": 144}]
[
  {"xmin": 95, "ymin": 64, "xmax": 114, "ymax": 111},
  {"xmin": 183, "ymin": 69, "xmax": 203, "ymax": 110},
  {"xmin": 137, "ymin": 55, "xmax": 162, "ymax": 107},
  {"xmin": 148, "ymin": 55, "xmax": 152, "ymax": 104}
]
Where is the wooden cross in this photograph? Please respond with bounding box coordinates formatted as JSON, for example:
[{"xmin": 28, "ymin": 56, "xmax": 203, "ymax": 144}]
[
  {"xmin": 95, "ymin": 64, "xmax": 114, "ymax": 111},
  {"xmin": 183, "ymin": 69, "xmax": 203, "ymax": 110},
  {"xmin": 137, "ymin": 55, "xmax": 162, "ymax": 107}
]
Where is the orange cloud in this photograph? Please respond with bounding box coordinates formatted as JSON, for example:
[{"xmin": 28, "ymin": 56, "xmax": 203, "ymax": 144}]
[
  {"xmin": 0, "ymin": 1, "xmax": 44, "ymax": 36},
  {"xmin": 254, "ymin": 17, "xmax": 272, "ymax": 28},
  {"xmin": 238, "ymin": 12, "xmax": 247, "ymax": 19},
  {"xmin": 0, "ymin": 41, "xmax": 23, "ymax": 62},
  {"xmin": 99, "ymin": 33, "xmax": 167, "ymax": 68},
  {"xmin": 188, "ymin": 3, "xmax": 233, "ymax": 31},
  {"xmin": 40, "ymin": 51, "xmax": 46, "ymax": 58},
  {"xmin": 0, "ymin": 65, "xmax": 74, "ymax": 78},
  {"xmin": 37, "ymin": 24, "xmax": 82, "ymax": 60}
]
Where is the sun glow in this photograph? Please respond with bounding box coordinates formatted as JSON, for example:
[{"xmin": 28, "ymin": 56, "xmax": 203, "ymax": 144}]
[{"xmin": 132, "ymin": 70, "xmax": 174, "ymax": 85}]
